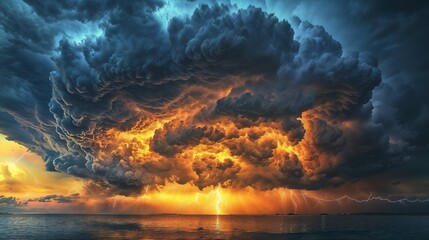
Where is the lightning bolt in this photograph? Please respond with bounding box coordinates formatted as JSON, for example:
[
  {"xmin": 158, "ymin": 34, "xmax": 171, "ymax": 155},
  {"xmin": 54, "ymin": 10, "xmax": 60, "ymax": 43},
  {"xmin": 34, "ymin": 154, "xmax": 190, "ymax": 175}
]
[
  {"xmin": 13, "ymin": 150, "xmax": 28, "ymax": 164},
  {"xmin": 297, "ymin": 192, "xmax": 429, "ymax": 209},
  {"xmin": 139, "ymin": 186, "xmax": 152, "ymax": 200},
  {"xmin": 280, "ymin": 189, "xmax": 286, "ymax": 214},
  {"xmin": 215, "ymin": 186, "xmax": 222, "ymax": 215},
  {"xmin": 25, "ymin": 167, "xmax": 40, "ymax": 185},
  {"xmin": 112, "ymin": 196, "xmax": 118, "ymax": 209},
  {"xmin": 290, "ymin": 190, "xmax": 298, "ymax": 214},
  {"xmin": 10, "ymin": 150, "xmax": 40, "ymax": 185},
  {"xmin": 329, "ymin": 193, "xmax": 429, "ymax": 204},
  {"xmin": 194, "ymin": 192, "xmax": 200, "ymax": 203},
  {"xmin": 277, "ymin": 189, "xmax": 429, "ymax": 214},
  {"xmin": 67, "ymin": 182, "xmax": 83, "ymax": 195}
]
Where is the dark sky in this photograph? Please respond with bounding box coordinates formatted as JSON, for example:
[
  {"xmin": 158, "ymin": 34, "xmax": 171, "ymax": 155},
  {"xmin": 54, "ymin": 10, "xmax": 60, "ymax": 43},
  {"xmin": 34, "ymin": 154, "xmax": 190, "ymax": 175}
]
[
  {"xmin": 1, "ymin": 0, "xmax": 429, "ymax": 213},
  {"xmin": 283, "ymin": 0, "xmax": 429, "ymax": 195}
]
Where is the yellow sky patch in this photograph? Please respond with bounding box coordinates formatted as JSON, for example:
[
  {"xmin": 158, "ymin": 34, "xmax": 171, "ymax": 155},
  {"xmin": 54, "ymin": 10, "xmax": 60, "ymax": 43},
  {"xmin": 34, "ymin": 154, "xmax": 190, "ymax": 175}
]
[{"xmin": 0, "ymin": 134, "xmax": 84, "ymax": 200}]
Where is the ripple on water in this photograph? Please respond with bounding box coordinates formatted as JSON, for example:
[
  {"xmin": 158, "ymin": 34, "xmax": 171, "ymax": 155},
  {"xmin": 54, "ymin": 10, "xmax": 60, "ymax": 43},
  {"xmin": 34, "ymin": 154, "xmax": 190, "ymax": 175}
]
[{"xmin": 0, "ymin": 214, "xmax": 428, "ymax": 240}]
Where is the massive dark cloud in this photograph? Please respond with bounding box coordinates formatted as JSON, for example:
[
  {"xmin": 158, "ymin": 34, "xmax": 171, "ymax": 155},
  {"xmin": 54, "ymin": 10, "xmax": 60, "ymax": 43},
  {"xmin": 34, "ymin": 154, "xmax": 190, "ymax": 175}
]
[{"xmin": 0, "ymin": 0, "xmax": 428, "ymax": 195}]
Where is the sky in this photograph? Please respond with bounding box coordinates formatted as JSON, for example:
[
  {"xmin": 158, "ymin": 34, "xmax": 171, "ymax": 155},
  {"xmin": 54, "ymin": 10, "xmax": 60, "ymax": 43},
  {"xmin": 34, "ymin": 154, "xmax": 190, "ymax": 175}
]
[{"xmin": 1, "ymin": 0, "xmax": 429, "ymax": 214}]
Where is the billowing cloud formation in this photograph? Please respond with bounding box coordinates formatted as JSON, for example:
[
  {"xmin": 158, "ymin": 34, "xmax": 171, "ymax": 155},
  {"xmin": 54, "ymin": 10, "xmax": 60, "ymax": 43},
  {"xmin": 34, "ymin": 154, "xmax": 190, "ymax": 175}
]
[
  {"xmin": 0, "ymin": 164, "xmax": 22, "ymax": 192},
  {"xmin": 0, "ymin": 0, "xmax": 425, "ymax": 195}
]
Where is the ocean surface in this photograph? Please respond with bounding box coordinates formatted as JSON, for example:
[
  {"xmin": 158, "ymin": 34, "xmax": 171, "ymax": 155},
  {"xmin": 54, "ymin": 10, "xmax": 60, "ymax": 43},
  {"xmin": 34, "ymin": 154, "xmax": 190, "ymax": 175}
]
[{"xmin": 1, "ymin": 214, "xmax": 428, "ymax": 239}]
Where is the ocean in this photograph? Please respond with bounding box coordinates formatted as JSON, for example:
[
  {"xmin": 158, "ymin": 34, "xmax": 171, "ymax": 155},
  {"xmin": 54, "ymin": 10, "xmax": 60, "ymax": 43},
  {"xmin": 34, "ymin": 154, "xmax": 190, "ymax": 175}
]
[{"xmin": 0, "ymin": 214, "xmax": 428, "ymax": 239}]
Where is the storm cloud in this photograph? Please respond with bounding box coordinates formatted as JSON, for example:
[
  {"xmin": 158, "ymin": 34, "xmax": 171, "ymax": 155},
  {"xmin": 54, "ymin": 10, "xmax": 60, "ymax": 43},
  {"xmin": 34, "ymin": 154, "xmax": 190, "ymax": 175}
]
[{"xmin": 0, "ymin": 0, "xmax": 427, "ymax": 195}]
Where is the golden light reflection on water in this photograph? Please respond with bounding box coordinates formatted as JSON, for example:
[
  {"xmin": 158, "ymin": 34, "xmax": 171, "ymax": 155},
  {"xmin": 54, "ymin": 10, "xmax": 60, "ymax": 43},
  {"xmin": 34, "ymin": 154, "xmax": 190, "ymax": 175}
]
[
  {"xmin": 3, "ymin": 214, "xmax": 422, "ymax": 239},
  {"xmin": 215, "ymin": 215, "xmax": 221, "ymax": 232}
]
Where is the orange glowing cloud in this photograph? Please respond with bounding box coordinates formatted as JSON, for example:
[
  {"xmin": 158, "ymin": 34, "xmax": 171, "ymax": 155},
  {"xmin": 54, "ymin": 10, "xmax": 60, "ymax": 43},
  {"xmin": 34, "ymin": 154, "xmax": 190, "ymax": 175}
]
[{"xmin": 1, "ymin": 2, "xmax": 418, "ymax": 216}]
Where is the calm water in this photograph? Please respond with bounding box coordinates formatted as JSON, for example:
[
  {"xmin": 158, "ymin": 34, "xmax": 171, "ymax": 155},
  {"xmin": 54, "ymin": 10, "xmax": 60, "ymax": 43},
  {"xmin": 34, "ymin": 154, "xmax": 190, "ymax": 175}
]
[{"xmin": 1, "ymin": 214, "xmax": 428, "ymax": 239}]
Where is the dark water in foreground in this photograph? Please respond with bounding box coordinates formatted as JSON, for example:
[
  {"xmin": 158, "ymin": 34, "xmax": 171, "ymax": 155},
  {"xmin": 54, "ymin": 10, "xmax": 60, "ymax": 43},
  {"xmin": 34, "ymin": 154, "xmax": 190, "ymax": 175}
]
[{"xmin": 1, "ymin": 214, "xmax": 428, "ymax": 239}]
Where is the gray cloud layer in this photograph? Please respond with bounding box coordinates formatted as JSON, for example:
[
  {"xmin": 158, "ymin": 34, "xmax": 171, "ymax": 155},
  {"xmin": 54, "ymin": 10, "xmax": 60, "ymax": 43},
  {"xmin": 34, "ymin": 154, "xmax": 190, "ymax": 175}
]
[
  {"xmin": 0, "ymin": 196, "xmax": 26, "ymax": 210},
  {"xmin": 27, "ymin": 193, "xmax": 80, "ymax": 203}
]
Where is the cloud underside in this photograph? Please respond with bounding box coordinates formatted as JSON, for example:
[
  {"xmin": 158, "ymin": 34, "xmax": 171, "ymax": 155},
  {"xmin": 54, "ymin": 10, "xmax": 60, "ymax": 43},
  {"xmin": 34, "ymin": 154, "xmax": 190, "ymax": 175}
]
[{"xmin": 0, "ymin": 0, "xmax": 424, "ymax": 196}]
